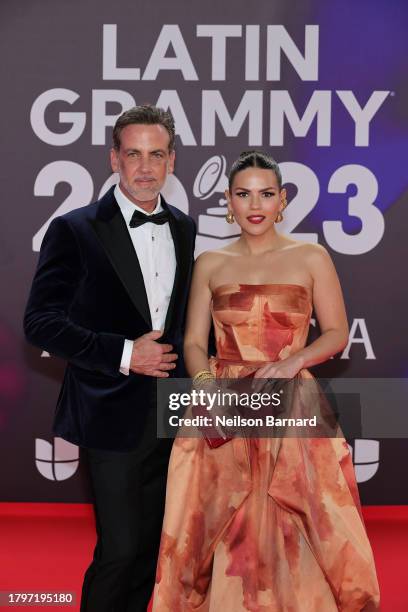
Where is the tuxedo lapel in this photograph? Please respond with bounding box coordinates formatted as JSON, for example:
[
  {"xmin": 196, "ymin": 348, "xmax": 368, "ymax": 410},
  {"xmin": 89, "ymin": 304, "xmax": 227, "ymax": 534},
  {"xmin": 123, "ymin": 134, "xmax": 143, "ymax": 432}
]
[
  {"xmin": 163, "ymin": 200, "xmax": 191, "ymax": 335},
  {"xmin": 89, "ymin": 188, "xmax": 152, "ymax": 328}
]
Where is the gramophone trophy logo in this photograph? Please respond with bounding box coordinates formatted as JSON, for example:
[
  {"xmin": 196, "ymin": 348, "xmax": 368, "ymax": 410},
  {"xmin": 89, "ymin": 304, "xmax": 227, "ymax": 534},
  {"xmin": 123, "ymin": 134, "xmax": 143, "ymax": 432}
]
[{"xmin": 193, "ymin": 155, "xmax": 241, "ymax": 256}]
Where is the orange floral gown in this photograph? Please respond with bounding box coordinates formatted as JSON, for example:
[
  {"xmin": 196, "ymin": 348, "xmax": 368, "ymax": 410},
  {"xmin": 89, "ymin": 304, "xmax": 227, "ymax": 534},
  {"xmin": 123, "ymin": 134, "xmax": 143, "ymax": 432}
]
[{"xmin": 153, "ymin": 284, "xmax": 380, "ymax": 611}]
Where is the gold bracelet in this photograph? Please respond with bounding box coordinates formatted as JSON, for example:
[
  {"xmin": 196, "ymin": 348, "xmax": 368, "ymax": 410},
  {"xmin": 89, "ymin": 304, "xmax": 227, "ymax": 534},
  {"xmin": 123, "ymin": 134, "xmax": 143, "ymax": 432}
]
[
  {"xmin": 192, "ymin": 369, "xmax": 215, "ymax": 386},
  {"xmin": 192, "ymin": 369, "xmax": 215, "ymax": 382}
]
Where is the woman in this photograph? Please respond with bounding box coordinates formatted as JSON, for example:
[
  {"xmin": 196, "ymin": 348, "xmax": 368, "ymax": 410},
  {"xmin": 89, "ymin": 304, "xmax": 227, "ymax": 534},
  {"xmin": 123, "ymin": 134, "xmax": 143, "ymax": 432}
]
[{"xmin": 153, "ymin": 151, "xmax": 380, "ymax": 611}]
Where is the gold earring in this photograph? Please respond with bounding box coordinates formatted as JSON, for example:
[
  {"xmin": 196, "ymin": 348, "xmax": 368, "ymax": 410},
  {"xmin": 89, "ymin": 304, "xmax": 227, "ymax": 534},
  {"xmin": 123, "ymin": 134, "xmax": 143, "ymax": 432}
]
[
  {"xmin": 275, "ymin": 196, "xmax": 287, "ymax": 223},
  {"xmin": 225, "ymin": 211, "xmax": 234, "ymax": 224}
]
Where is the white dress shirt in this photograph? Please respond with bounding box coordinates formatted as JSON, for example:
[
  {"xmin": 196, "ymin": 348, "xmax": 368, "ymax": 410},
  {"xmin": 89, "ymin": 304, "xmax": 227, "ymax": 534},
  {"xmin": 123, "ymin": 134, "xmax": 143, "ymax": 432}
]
[{"xmin": 114, "ymin": 184, "xmax": 177, "ymax": 375}]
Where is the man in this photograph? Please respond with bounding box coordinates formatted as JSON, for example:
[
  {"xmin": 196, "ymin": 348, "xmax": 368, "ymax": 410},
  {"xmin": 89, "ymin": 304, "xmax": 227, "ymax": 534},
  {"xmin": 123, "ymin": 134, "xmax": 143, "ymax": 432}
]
[{"xmin": 24, "ymin": 105, "xmax": 196, "ymax": 611}]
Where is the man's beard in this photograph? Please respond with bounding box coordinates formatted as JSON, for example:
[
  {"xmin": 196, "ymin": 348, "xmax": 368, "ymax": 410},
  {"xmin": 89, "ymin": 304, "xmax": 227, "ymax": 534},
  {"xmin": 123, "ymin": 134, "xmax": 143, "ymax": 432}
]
[{"xmin": 124, "ymin": 179, "xmax": 160, "ymax": 202}]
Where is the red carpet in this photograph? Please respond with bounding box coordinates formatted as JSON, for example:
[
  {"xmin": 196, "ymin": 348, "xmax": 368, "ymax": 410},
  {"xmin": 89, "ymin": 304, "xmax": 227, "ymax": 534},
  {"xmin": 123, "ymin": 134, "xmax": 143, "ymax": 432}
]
[{"xmin": 0, "ymin": 503, "xmax": 406, "ymax": 611}]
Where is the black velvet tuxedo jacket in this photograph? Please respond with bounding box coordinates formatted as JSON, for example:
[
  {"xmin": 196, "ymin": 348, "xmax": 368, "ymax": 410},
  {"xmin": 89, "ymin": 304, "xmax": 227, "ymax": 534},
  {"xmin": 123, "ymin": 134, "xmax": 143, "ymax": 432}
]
[{"xmin": 24, "ymin": 186, "xmax": 196, "ymax": 451}]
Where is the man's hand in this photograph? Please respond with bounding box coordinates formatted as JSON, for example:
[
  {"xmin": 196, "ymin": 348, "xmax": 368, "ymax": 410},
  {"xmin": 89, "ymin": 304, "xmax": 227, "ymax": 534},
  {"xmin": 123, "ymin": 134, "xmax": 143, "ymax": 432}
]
[{"xmin": 129, "ymin": 330, "xmax": 177, "ymax": 377}]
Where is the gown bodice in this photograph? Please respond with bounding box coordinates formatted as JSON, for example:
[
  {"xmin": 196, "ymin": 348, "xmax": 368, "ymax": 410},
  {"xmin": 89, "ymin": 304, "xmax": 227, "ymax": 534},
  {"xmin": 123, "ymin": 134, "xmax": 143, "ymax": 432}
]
[{"xmin": 211, "ymin": 283, "xmax": 312, "ymax": 364}]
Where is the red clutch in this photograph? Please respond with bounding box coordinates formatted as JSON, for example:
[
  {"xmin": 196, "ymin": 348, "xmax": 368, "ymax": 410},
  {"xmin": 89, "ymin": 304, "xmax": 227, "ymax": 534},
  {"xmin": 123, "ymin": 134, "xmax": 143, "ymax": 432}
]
[
  {"xmin": 191, "ymin": 402, "xmax": 233, "ymax": 448},
  {"xmin": 205, "ymin": 436, "xmax": 233, "ymax": 449},
  {"xmin": 191, "ymin": 372, "xmax": 257, "ymax": 449}
]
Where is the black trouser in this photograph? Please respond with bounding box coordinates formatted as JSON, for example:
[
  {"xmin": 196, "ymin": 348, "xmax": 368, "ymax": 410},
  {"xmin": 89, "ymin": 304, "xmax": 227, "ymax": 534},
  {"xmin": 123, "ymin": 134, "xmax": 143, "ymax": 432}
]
[{"xmin": 80, "ymin": 438, "xmax": 173, "ymax": 612}]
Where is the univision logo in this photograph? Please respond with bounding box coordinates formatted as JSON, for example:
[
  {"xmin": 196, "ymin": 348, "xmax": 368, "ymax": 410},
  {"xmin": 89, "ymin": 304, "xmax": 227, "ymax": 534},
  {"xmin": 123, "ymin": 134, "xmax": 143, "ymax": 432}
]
[
  {"xmin": 35, "ymin": 437, "xmax": 79, "ymax": 481},
  {"xmin": 348, "ymin": 439, "xmax": 380, "ymax": 483},
  {"xmin": 33, "ymin": 436, "xmax": 378, "ymax": 483}
]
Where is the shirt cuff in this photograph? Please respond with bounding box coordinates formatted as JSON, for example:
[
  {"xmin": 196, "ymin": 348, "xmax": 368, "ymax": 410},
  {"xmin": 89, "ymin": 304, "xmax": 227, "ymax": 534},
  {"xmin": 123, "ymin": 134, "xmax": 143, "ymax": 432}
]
[{"xmin": 119, "ymin": 339, "xmax": 133, "ymax": 376}]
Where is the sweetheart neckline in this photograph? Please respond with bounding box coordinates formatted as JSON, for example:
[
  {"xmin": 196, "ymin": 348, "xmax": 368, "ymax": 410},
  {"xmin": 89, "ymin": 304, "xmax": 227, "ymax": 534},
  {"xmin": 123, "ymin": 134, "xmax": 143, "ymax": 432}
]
[{"xmin": 211, "ymin": 282, "xmax": 312, "ymax": 299}]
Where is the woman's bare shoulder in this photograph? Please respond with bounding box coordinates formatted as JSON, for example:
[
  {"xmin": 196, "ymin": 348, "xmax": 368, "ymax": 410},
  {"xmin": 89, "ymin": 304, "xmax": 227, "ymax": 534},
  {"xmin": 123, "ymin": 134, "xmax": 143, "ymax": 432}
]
[
  {"xmin": 195, "ymin": 244, "xmax": 239, "ymax": 265},
  {"xmin": 289, "ymin": 242, "xmax": 336, "ymax": 283},
  {"xmin": 193, "ymin": 248, "xmax": 231, "ymax": 282},
  {"xmin": 279, "ymin": 240, "xmax": 334, "ymax": 284},
  {"xmin": 283, "ymin": 239, "xmax": 330, "ymax": 259},
  {"xmin": 301, "ymin": 241, "xmax": 331, "ymax": 261}
]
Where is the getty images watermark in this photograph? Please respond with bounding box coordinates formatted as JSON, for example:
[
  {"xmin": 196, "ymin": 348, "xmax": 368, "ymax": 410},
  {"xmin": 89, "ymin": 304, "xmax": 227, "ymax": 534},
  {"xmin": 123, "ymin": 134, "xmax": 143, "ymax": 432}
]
[
  {"xmin": 156, "ymin": 377, "xmax": 408, "ymax": 440},
  {"xmin": 167, "ymin": 385, "xmax": 318, "ymax": 429},
  {"xmin": 157, "ymin": 377, "xmax": 342, "ymax": 440}
]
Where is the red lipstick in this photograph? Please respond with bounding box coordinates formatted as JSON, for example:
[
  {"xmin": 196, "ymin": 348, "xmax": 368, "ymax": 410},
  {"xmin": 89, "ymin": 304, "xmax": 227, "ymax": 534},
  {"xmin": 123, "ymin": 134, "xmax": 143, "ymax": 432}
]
[{"xmin": 247, "ymin": 215, "xmax": 265, "ymax": 224}]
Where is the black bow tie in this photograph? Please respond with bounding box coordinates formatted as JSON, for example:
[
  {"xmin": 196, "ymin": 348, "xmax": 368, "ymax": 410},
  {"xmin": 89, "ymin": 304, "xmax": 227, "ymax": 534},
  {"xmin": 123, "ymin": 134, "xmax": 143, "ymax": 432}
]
[{"xmin": 129, "ymin": 209, "xmax": 170, "ymax": 228}]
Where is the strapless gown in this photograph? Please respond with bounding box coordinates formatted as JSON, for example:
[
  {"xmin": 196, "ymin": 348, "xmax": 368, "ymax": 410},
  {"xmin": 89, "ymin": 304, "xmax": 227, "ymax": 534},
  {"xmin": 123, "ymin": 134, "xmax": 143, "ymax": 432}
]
[{"xmin": 152, "ymin": 284, "xmax": 380, "ymax": 611}]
